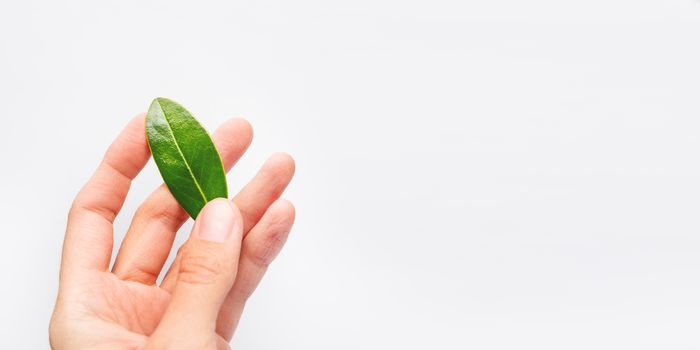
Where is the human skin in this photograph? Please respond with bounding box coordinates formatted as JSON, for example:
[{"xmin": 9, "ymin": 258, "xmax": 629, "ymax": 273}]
[{"xmin": 49, "ymin": 114, "xmax": 296, "ymax": 349}]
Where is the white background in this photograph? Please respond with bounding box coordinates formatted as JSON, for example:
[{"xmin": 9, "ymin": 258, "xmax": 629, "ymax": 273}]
[{"xmin": 1, "ymin": 0, "xmax": 700, "ymax": 348}]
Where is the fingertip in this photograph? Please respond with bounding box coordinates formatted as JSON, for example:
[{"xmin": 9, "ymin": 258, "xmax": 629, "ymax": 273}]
[
  {"xmin": 133, "ymin": 112, "xmax": 147, "ymax": 122},
  {"xmin": 202, "ymin": 197, "xmax": 234, "ymax": 212},
  {"xmin": 195, "ymin": 199, "xmax": 237, "ymax": 243},
  {"xmin": 270, "ymin": 152, "xmax": 295, "ymax": 167},
  {"xmin": 257, "ymin": 199, "xmax": 295, "ymax": 241},
  {"xmin": 270, "ymin": 198, "xmax": 296, "ymax": 223},
  {"xmin": 217, "ymin": 117, "xmax": 254, "ymax": 144},
  {"xmin": 265, "ymin": 152, "xmax": 296, "ymax": 179},
  {"xmin": 232, "ymin": 117, "xmax": 254, "ymax": 138},
  {"xmin": 119, "ymin": 112, "xmax": 148, "ymax": 144},
  {"xmin": 129, "ymin": 113, "xmax": 147, "ymax": 138},
  {"xmin": 212, "ymin": 118, "xmax": 255, "ymax": 171}
]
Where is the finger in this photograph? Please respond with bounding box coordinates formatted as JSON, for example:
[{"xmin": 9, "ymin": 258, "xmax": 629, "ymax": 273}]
[
  {"xmin": 112, "ymin": 118, "xmax": 253, "ymax": 284},
  {"xmin": 63, "ymin": 114, "xmax": 150, "ymax": 273},
  {"xmin": 160, "ymin": 153, "xmax": 295, "ymax": 292},
  {"xmin": 149, "ymin": 199, "xmax": 243, "ymax": 348},
  {"xmin": 216, "ymin": 199, "xmax": 295, "ymax": 340},
  {"xmin": 234, "ymin": 153, "xmax": 296, "ymax": 233}
]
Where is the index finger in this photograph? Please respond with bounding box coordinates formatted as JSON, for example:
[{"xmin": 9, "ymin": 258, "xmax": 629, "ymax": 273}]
[{"xmin": 62, "ymin": 114, "xmax": 150, "ymax": 273}]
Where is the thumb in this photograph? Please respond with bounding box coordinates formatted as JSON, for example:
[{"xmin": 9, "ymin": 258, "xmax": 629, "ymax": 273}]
[{"xmin": 152, "ymin": 199, "xmax": 243, "ymax": 344}]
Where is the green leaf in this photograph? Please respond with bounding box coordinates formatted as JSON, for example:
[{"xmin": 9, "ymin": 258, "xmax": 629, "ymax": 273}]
[{"xmin": 146, "ymin": 97, "xmax": 228, "ymax": 219}]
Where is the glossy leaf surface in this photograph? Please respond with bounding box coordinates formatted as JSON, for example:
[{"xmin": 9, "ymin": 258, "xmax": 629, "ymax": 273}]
[{"xmin": 146, "ymin": 97, "xmax": 228, "ymax": 218}]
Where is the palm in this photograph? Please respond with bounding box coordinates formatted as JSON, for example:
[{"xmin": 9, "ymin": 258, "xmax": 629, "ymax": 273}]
[
  {"xmin": 63, "ymin": 268, "xmax": 232, "ymax": 348},
  {"xmin": 77, "ymin": 271, "xmax": 170, "ymax": 335}
]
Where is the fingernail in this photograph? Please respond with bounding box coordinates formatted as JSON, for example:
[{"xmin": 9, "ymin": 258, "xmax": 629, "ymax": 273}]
[{"xmin": 196, "ymin": 199, "xmax": 236, "ymax": 242}]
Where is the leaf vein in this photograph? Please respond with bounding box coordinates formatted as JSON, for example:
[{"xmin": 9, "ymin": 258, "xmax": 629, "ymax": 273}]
[{"xmin": 158, "ymin": 102, "xmax": 209, "ymax": 205}]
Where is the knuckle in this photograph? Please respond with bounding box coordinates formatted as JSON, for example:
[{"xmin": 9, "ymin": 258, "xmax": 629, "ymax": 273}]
[
  {"xmin": 178, "ymin": 249, "xmax": 225, "ymax": 285},
  {"xmin": 68, "ymin": 194, "xmax": 89, "ymax": 217},
  {"xmin": 119, "ymin": 268, "xmax": 158, "ymax": 285},
  {"xmin": 250, "ymin": 227, "xmax": 288, "ymax": 267},
  {"xmin": 136, "ymin": 196, "xmax": 187, "ymax": 226},
  {"xmin": 68, "ymin": 192, "xmax": 119, "ymax": 222},
  {"xmin": 67, "ymin": 199, "xmax": 81, "ymax": 220}
]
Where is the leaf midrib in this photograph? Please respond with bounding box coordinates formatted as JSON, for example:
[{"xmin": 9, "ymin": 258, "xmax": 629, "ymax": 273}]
[{"xmin": 159, "ymin": 101, "xmax": 209, "ymax": 204}]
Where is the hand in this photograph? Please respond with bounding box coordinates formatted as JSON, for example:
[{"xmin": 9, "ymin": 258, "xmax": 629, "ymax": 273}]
[{"xmin": 49, "ymin": 114, "xmax": 296, "ymax": 349}]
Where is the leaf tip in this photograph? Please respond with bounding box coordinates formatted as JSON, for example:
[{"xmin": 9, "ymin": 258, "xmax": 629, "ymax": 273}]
[{"xmin": 154, "ymin": 96, "xmax": 176, "ymax": 105}]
